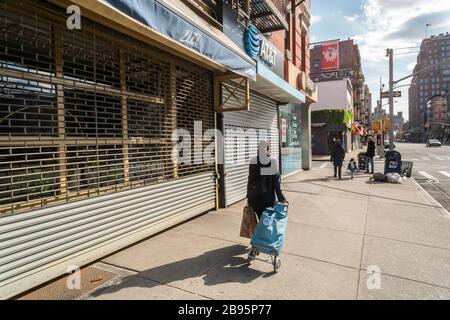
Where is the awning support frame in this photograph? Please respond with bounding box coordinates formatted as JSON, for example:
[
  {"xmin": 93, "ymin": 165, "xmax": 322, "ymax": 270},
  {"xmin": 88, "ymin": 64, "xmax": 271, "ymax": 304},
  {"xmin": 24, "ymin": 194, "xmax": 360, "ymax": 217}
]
[{"xmin": 215, "ymin": 74, "xmax": 250, "ymax": 113}]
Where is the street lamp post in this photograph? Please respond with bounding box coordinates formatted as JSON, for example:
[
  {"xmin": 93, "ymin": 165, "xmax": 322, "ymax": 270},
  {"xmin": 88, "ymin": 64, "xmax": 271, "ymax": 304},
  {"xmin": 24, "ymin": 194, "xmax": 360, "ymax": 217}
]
[{"xmin": 387, "ymin": 48, "xmax": 394, "ymax": 151}]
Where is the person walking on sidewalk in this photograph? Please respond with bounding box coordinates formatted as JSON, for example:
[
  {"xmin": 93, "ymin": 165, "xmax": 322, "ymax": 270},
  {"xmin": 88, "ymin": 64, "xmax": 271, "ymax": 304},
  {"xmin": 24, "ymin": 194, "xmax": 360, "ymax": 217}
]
[
  {"xmin": 330, "ymin": 139, "xmax": 345, "ymax": 179},
  {"xmin": 347, "ymin": 158, "xmax": 358, "ymax": 179},
  {"xmin": 247, "ymin": 141, "xmax": 287, "ymax": 219},
  {"xmin": 365, "ymin": 136, "xmax": 375, "ymax": 174}
]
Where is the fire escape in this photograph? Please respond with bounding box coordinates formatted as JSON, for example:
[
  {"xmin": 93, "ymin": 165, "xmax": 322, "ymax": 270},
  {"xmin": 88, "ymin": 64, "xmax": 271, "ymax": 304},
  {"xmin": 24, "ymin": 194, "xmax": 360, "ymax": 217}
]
[
  {"xmin": 231, "ymin": 0, "xmax": 289, "ymax": 33},
  {"xmin": 183, "ymin": 0, "xmax": 289, "ymax": 33}
]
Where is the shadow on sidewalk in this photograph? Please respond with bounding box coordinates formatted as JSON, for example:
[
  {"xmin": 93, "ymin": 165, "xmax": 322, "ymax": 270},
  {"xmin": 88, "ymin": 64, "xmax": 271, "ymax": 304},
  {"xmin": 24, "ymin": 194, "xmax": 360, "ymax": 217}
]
[
  {"xmin": 90, "ymin": 244, "xmax": 268, "ymax": 298},
  {"xmin": 284, "ymin": 178, "xmax": 443, "ymax": 210}
]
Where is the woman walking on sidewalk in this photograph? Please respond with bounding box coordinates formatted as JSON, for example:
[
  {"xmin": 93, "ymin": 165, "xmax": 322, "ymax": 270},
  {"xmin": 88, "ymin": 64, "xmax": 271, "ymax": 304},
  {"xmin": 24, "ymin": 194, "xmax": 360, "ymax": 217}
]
[
  {"xmin": 330, "ymin": 139, "xmax": 345, "ymax": 179},
  {"xmin": 247, "ymin": 141, "xmax": 287, "ymax": 219}
]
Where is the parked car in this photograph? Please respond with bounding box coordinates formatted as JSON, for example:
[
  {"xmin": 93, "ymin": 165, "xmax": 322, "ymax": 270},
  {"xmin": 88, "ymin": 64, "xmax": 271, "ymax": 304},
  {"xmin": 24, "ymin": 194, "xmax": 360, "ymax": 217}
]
[
  {"xmin": 426, "ymin": 139, "xmax": 442, "ymax": 147},
  {"xmin": 384, "ymin": 140, "xmax": 395, "ymax": 149}
]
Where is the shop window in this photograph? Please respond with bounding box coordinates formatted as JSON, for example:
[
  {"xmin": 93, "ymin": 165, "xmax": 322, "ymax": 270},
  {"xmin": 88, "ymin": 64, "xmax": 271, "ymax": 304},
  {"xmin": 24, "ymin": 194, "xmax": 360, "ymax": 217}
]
[
  {"xmin": 0, "ymin": 1, "xmax": 214, "ymax": 215},
  {"xmin": 0, "ymin": 79, "xmax": 58, "ymax": 137},
  {"xmin": 62, "ymin": 28, "xmax": 121, "ymax": 89},
  {"xmin": 0, "ymin": 7, "xmax": 55, "ymax": 75},
  {"xmin": 66, "ymin": 144, "xmax": 125, "ymax": 195},
  {"xmin": 127, "ymin": 100, "xmax": 164, "ymax": 139},
  {"xmin": 64, "ymin": 91, "xmax": 123, "ymax": 138},
  {"xmin": 0, "ymin": 146, "xmax": 59, "ymax": 207}
]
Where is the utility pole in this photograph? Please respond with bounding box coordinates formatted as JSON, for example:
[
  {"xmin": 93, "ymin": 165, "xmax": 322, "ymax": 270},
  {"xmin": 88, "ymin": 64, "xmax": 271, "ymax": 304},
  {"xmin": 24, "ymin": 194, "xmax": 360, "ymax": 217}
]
[
  {"xmin": 379, "ymin": 77, "xmax": 384, "ymax": 114},
  {"xmin": 387, "ymin": 48, "xmax": 394, "ymax": 151},
  {"xmin": 377, "ymin": 78, "xmax": 385, "ymax": 157}
]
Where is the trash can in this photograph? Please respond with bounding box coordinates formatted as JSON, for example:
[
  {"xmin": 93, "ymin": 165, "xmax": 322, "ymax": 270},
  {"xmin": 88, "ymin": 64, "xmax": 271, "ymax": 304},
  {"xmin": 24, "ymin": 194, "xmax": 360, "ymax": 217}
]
[
  {"xmin": 358, "ymin": 152, "xmax": 366, "ymax": 170},
  {"xmin": 401, "ymin": 161, "xmax": 413, "ymax": 177},
  {"xmin": 384, "ymin": 151, "xmax": 402, "ymax": 175}
]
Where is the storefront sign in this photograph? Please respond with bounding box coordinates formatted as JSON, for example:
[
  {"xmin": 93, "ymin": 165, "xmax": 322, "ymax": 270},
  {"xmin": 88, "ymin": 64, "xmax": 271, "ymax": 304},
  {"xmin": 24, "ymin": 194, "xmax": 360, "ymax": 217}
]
[
  {"xmin": 223, "ymin": 5, "xmax": 283, "ymax": 78},
  {"xmin": 105, "ymin": 0, "xmax": 256, "ymax": 79},
  {"xmin": 312, "ymin": 123, "xmax": 326, "ymax": 128},
  {"xmin": 243, "ymin": 25, "xmax": 282, "ymax": 74},
  {"xmin": 260, "ymin": 39, "xmax": 276, "ymax": 66}
]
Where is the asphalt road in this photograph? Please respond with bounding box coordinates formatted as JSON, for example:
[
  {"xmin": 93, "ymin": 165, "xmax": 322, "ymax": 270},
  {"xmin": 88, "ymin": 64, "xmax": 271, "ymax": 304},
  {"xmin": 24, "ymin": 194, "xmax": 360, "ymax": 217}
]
[{"xmin": 395, "ymin": 142, "xmax": 450, "ymax": 212}]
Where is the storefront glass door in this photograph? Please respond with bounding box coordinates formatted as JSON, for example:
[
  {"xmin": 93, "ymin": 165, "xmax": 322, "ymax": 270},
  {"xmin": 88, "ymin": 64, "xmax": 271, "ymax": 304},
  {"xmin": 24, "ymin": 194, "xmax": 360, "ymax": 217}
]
[{"xmin": 280, "ymin": 104, "xmax": 302, "ymax": 176}]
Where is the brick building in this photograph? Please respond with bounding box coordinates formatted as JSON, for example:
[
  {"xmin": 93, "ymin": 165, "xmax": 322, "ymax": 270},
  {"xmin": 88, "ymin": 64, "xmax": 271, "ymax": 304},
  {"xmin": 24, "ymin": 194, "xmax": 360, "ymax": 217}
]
[
  {"xmin": 309, "ymin": 38, "xmax": 371, "ymax": 150},
  {"xmin": 408, "ymin": 32, "xmax": 450, "ymax": 142}
]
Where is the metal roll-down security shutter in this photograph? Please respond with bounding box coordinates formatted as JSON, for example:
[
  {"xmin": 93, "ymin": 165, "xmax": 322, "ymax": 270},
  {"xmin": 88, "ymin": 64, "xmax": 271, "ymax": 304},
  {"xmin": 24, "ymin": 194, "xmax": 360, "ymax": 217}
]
[
  {"xmin": 0, "ymin": 0, "xmax": 216, "ymax": 299},
  {"xmin": 223, "ymin": 88, "xmax": 279, "ymax": 207}
]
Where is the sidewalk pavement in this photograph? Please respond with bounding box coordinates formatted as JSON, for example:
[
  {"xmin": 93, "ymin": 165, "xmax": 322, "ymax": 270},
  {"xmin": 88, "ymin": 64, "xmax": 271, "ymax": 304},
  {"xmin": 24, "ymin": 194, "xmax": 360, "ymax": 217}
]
[
  {"xmin": 21, "ymin": 150, "xmax": 450, "ymax": 300},
  {"xmin": 313, "ymin": 148, "xmax": 366, "ymax": 162}
]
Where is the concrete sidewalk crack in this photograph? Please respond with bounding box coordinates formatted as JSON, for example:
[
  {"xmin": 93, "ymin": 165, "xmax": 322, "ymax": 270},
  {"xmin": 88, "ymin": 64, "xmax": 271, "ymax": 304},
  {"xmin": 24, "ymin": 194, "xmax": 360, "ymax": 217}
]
[
  {"xmin": 357, "ymin": 269, "xmax": 450, "ymax": 292},
  {"xmin": 356, "ymin": 190, "xmax": 370, "ymax": 299},
  {"xmin": 363, "ymin": 233, "xmax": 450, "ymax": 252}
]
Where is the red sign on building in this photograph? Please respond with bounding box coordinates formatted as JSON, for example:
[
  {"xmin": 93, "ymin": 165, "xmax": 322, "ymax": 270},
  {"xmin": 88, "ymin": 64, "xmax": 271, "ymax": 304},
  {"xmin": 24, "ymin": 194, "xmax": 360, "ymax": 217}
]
[{"xmin": 321, "ymin": 42, "xmax": 339, "ymax": 70}]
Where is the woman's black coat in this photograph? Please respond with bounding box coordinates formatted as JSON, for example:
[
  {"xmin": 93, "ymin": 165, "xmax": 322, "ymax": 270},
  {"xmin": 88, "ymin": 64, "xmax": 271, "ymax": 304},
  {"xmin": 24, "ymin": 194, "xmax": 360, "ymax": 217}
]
[
  {"xmin": 247, "ymin": 156, "xmax": 286, "ymax": 217},
  {"xmin": 330, "ymin": 142, "xmax": 346, "ymax": 167}
]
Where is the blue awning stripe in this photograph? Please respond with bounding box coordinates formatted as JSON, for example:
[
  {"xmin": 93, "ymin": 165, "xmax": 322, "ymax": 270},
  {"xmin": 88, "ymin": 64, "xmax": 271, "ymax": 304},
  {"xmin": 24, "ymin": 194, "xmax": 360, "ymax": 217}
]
[{"xmin": 105, "ymin": 0, "xmax": 256, "ymax": 79}]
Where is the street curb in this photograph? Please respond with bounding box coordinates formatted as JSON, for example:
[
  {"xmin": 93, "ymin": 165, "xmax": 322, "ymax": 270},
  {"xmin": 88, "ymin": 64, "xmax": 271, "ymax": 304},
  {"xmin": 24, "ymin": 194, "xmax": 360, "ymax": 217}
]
[{"xmin": 410, "ymin": 177, "xmax": 450, "ymax": 216}]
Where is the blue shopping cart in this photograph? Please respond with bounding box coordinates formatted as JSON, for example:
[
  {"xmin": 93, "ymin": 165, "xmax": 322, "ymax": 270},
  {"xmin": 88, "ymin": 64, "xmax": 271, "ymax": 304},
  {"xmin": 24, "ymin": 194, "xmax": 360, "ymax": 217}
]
[{"xmin": 247, "ymin": 202, "xmax": 289, "ymax": 273}]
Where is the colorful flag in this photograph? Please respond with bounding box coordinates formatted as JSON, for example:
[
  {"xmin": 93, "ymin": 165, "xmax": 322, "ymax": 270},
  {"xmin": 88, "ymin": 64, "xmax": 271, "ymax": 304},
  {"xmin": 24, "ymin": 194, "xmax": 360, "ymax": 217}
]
[
  {"xmin": 361, "ymin": 127, "xmax": 368, "ymax": 136},
  {"xmin": 321, "ymin": 42, "xmax": 339, "ymax": 70}
]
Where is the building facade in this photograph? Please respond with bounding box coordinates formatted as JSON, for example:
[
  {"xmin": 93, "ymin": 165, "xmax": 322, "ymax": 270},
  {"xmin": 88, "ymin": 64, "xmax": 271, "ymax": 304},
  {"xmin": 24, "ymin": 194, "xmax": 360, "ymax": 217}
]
[
  {"xmin": 309, "ymin": 38, "xmax": 371, "ymax": 151},
  {"xmin": 0, "ymin": 0, "xmax": 314, "ymax": 298},
  {"xmin": 426, "ymin": 95, "xmax": 449, "ymax": 143},
  {"xmin": 310, "ymin": 79, "xmax": 353, "ymax": 154},
  {"xmin": 408, "ymin": 32, "xmax": 450, "ymax": 142}
]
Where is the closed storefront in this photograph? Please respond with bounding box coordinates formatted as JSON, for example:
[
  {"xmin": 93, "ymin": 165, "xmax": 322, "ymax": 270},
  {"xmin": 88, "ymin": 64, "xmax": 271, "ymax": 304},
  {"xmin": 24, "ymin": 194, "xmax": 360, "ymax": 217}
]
[
  {"xmin": 222, "ymin": 84, "xmax": 279, "ymax": 207},
  {"xmin": 0, "ymin": 0, "xmax": 217, "ymax": 298}
]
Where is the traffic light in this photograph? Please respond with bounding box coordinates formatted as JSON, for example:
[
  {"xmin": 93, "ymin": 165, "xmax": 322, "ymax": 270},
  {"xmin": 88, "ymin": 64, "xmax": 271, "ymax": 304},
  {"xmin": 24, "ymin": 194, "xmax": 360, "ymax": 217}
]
[
  {"xmin": 384, "ymin": 118, "xmax": 391, "ymax": 130},
  {"xmin": 372, "ymin": 120, "xmax": 381, "ymax": 134}
]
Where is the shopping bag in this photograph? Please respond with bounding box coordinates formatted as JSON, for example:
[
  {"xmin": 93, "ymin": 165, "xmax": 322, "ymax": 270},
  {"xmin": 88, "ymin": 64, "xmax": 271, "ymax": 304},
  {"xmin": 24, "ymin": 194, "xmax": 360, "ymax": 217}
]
[{"xmin": 240, "ymin": 205, "xmax": 258, "ymax": 239}]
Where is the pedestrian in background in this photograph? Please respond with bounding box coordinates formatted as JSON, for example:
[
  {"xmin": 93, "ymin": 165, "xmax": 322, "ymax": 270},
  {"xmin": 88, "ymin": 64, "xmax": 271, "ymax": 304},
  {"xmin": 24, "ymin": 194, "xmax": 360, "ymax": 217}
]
[
  {"xmin": 365, "ymin": 136, "xmax": 375, "ymax": 174},
  {"xmin": 330, "ymin": 139, "xmax": 345, "ymax": 179},
  {"xmin": 347, "ymin": 158, "xmax": 358, "ymax": 179}
]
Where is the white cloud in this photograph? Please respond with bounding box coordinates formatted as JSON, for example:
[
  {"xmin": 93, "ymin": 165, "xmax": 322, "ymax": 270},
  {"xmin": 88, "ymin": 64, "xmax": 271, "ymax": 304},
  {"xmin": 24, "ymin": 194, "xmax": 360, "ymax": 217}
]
[
  {"xmin": 352, "ymin": 0, "xmax": 450, "ymax": 63},
  {"xmin": 311, "ymin": 15, "xmax": 322, "ymax": 24},
  {"xmin": 406, "ymin": 62, "xmax": 416, "ymax": 71},
  {"xmin": 344, "ymin": 14, "xmax": 359, "ymax": 22},
  {"xmin": 311, "ymin": 0, "xmax": 450, "ymax": 121}
]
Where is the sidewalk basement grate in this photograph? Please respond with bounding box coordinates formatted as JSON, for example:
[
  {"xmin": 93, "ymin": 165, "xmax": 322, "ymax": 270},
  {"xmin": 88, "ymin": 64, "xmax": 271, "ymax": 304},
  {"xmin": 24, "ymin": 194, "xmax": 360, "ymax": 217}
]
[{"xmin": 17, "ymin": 266, "xmax": 117, "ymax": 300}]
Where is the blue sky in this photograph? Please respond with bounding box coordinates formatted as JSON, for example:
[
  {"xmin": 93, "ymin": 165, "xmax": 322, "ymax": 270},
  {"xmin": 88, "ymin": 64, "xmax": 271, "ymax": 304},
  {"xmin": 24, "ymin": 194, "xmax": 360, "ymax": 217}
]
[{"xmin": 310, "ymin": 0, "xmax": 450, "ymax": 121}]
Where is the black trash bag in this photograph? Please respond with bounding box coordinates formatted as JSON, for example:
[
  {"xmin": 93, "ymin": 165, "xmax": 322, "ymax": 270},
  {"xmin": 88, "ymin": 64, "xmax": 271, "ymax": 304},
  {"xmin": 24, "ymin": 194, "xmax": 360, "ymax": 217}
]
[{"xmin": 373, "ymin": 172, "xmax": 386, "ymax": 182}]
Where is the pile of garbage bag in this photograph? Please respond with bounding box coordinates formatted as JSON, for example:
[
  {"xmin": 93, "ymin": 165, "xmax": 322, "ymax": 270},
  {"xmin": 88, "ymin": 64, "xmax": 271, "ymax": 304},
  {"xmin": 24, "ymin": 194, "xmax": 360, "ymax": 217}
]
[{"xmin": 372, "ymin": 172, "xmax": 402, "ymax": 184}]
